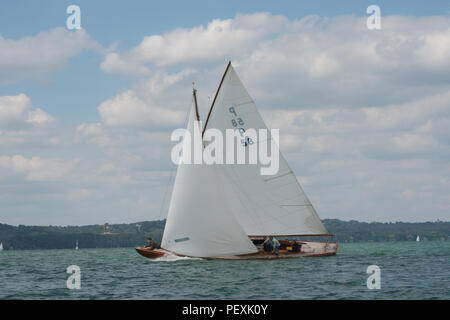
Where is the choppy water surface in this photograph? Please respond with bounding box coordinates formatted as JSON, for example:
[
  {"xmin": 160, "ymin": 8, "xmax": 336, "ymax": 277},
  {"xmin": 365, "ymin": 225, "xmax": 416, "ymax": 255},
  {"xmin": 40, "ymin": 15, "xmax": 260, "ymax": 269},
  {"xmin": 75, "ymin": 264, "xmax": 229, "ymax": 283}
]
[{"xmin": 0, "ymin": 241, "xmax": 449, "ymax": 299}]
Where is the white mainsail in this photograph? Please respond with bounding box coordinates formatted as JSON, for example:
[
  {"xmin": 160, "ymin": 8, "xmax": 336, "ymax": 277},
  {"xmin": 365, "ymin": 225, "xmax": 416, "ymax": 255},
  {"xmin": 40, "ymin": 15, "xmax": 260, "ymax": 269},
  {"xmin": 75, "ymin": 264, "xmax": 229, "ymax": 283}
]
[
  {"xmin": 161, "ymin": 95, "xmax": 258, "ymax": 257},
  {"xmin": 416, "ymin": 235, "xmax": 420, "ymax": 242},
  {"xmin": 203, "ymin": 63, "xmax": 329, "ymax": 236},
  {"xmin": 0, "ymin": 242, "xmax": 3, "ymax": 251}
]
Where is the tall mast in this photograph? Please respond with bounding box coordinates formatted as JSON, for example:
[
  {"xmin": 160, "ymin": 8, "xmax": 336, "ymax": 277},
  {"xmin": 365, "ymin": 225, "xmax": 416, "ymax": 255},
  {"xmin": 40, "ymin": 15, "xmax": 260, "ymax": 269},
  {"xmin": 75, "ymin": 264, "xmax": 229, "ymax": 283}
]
[
  {"xmin": 193, "ymin": 85, "xmax": 200, "ymax": 122},
  {"xmin": 202, "ymin": 61, "xmax": 231, "ymax": 137}
]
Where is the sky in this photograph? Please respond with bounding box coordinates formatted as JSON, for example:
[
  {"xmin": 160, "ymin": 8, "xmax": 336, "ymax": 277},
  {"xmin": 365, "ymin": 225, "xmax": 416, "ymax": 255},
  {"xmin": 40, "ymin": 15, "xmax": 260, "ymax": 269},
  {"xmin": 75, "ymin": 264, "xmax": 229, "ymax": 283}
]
[{"xmin": 0, "ymin": 0, "xmax": 449, "ymax": 226}]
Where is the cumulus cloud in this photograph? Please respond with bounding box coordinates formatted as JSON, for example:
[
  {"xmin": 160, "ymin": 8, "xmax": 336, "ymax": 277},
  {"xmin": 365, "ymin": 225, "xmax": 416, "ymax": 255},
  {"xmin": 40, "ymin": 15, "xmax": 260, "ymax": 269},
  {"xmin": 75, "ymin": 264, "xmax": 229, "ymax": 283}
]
[
  {"xmin": 0, "ymin": 155, "xmax": 78, "ymax": 181},
  {"xmin": 363, "ymin": 90, "xmax": 450, "ymax": 130},
  {"xmin": 93, "ymin": 69, "xmax": 197, "ymax": 129},
  {"xmin": 263, "ymin": 89, "xmax": 450, "ymax": 159},
  {"xmin": 0, "ymin": 93, "xmax": 54, "ymax": 128},
  {"xmin": 0, "ymin": 94, "xmax": 68, "ymax": 155},
  {"xmin": 0, "ymin": 27, "xmax": 101, "ymax": 84},
  {"xmin": 100, "ymin": 12, "xmax": 289, "ymax": 74},
  {"xmin": 100, "ymin": 52, "xmax": 150, "ymax": 76},
  {"xmin": 98, "ymin": 90, "xmax": 184, "ymax": 127},
  {"xmin": 0, "ymin": 94, "xmax": 31, "ymax": 126},
  {"xmin": 101, "ymin": 14, "xmax": 450, "ymax": 110}
]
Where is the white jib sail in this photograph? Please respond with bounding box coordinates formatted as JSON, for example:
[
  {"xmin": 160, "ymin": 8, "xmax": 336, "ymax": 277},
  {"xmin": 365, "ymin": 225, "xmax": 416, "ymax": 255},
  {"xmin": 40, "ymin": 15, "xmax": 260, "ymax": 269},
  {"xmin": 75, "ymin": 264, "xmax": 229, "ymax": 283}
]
[
  {"xmin": 161, "ymin": 97, "xmax": 258, "ymax": 257},
  {"xmin": 203, "ymin": 63, "xmax": 329, "ymax": 236}
]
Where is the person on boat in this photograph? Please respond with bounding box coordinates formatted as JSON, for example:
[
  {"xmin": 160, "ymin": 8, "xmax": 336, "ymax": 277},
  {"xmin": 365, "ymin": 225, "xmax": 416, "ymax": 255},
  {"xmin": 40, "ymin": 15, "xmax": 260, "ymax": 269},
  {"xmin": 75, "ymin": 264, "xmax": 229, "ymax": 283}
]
[
  {"xmin": 263, "ymin": 236, "xmax": 280, "ymax": 254},
  {"xmin": 144, "ymin": 237, "xmax": 160, "ymax": 249},
  {"xmin": 291, "ymin": 240, "xmax": 300, "ymax": 252},
  {"xmin": 263, "ymin": 237, "xmax": 273, "ymax": 252}
]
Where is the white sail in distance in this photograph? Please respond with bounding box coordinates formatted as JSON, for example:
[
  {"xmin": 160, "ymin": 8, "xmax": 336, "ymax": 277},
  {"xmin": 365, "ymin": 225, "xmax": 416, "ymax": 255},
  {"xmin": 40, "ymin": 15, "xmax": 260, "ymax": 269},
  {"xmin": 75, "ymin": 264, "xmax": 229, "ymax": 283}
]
[
  {"xmin": 203, "ymin": 62, "xmax": 329, "ymax": 236},
  {"xmin": 161, "ymin": 94, "xmax": 258, "ymax": 257}
]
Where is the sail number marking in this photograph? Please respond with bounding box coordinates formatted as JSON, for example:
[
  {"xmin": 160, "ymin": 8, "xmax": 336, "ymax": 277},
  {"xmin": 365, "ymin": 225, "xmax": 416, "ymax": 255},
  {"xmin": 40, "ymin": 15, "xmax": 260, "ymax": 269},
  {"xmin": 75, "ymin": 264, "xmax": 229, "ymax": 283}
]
[{"xmin": 229, "ymin": 107, "xmax": 254, "ymax": 147}]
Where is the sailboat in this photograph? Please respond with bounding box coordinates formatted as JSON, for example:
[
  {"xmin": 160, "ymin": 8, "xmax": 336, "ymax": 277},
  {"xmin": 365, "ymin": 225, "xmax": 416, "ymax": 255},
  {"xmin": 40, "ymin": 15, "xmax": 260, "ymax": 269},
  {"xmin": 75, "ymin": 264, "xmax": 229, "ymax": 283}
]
[
  {"xmin": 75, "ymin": 240, "xmax": 79, "ymax": 250},
  {"xmin": 135, "ymin": 62, "xmax": 338, "ymax": 260},
  {"xmin": 416, "ymin": 235, "xmax": 420, "ymax": 242},
  {"xmin": 0, "ymin": 242, "xmax": 3, "ymax": 251}
]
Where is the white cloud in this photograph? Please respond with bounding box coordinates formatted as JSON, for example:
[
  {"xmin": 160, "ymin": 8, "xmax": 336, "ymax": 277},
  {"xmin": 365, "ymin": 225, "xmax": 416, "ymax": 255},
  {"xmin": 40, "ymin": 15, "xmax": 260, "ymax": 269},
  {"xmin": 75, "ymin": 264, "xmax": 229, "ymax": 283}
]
[
  {"xmin": 0, "ymin": 155, "xmax": 78, "ymax": 181},
  {"xmin": 101, "ymin": 14, "xmax": 450, "ymax": 111},
  {"xmin": 391, "ymin": 133, "xmax": 440, "ymax": 152},
  {"xmin": 0, "ymin": 94, "xmax": 65, "ymax": 153},
  {"xmin": 96, "ymin": 69, "xmax": 195, "ymax": 128},
  {"xmin": 76, "ymin": 122, "xmax": 103, "ymax": 136},
  {"xmin": 100, "ymin": 52, "xmax": 150, "ymax": 76},
  {"xmin": 0, "ymin": 94, "xmax": 31, "ymax": 125},
  {"xmin": 98, "ymin": 90, "xmax": 185, "ymax": 127},
  {"xmin": 100, "ymin": 12, "xmax": 288, "ymax": 74},
  {"xmin": 363, "ymin": 90, "xmax": 450, "ymax": 130},
  {"xmin": 0, "ymin": 93, "xmax": 54, "ymax": 128},
  {"xmin": 0, "ymin": 27, "xmax": 101, "ymax": 84},
  {"xmin": 26, "ymin": 108, "xmax": 55, "ymax": 126}
]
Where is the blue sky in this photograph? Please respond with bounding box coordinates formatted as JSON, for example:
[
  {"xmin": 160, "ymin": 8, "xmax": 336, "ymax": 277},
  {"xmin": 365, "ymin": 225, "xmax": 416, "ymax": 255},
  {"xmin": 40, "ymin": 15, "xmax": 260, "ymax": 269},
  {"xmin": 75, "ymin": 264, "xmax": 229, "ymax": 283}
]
[{"xmin": 1, "ymin": 1, "xmax": 450, "ymax": 225}]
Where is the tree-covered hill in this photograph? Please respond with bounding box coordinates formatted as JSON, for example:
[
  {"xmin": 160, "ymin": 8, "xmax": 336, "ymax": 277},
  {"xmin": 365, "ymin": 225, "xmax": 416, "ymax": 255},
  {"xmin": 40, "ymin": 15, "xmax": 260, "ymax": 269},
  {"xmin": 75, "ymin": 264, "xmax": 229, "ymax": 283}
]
[
  {"xmin": 323, "ymin": 219, "xmax": 449, "ymax": 242},
  {"xmin": 0, "ymin": 220, "xmax": 165, "ymax": 250},
  {"xmin": 0, "ymin": 219, "xmax": 448, "ymax": 250}
]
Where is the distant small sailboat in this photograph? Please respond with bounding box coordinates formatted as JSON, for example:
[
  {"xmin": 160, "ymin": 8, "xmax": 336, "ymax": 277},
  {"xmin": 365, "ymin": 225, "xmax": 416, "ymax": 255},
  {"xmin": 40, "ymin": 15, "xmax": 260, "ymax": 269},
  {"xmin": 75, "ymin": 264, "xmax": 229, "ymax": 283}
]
[
  {"xmin": 0, "ymin": 242, "xmax": 3, "ymax": 251},
  {"xmin": 75, "ymin": 240, "xmax": 79, "ymax": 250},
  {"xmin": 416, "ymin": 235, "xmax": 420, "ymax": 242},
  {"xmin": 135, "ymin": 62, "xmax": 338, "ymax": 260}
]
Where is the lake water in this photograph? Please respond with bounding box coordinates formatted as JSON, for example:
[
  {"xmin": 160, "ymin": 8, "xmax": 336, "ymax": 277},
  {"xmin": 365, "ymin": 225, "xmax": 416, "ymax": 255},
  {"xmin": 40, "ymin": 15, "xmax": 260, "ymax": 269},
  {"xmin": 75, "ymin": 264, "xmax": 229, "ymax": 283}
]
[{"xmin": 0, "ymin": 241, "xmax": 449, "ymax": 299}]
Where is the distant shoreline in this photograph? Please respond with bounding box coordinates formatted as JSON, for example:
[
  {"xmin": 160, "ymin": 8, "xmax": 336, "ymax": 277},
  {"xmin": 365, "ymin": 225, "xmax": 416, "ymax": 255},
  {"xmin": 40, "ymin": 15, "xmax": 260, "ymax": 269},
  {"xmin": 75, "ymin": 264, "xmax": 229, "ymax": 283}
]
[{"xmin": 0, "ymin": 219, "xmax": 448, "ymax": 251}]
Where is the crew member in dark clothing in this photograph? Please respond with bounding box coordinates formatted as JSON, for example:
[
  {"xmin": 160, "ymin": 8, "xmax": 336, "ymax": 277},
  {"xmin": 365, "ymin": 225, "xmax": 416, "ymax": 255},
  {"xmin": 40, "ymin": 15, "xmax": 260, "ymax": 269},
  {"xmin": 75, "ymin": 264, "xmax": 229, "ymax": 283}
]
[
  {"xmin": 291, "ymin": 240, "xmax": 300, "ymax": 252},
  {"xmin": 263, "ymin": 237, "xmax": 273, "ymax": 252},
  {"xmin": 144, "ymin": 237, "xmax": 160, "ymax": 249},
  {"xmin": 263, "ymin": 236, "xmax": 280, "ymax": 254}
]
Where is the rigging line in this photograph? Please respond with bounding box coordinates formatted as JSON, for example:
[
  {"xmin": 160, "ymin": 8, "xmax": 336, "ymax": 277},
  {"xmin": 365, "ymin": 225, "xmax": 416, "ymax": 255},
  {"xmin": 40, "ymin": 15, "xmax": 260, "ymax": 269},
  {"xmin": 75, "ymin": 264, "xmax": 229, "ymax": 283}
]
[
  {"xmin": 263, "ymin": 170, "xmax": 293, "ymax": 182},
  {"xmin": 274, "ymin": 190, "xmax": 313, "ymax": 204},
  {"xmin": 232, "ymin": 99, "xmax": 254, "ymax": 109},
  {"xmin": 280, "ymin": 204, "xmax": 313, "ymax": 207},
  {"xmin": 157, "ymin": 166, "xmax": 176, "ymax": 221}
]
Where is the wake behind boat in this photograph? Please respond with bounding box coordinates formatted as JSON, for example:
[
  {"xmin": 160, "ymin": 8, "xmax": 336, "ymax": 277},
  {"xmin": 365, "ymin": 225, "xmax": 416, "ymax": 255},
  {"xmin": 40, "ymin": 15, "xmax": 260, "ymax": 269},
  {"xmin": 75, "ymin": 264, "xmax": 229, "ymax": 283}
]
[{"xmin": 136, "ymin": 62, "xmax": 338, "ymax": 260}]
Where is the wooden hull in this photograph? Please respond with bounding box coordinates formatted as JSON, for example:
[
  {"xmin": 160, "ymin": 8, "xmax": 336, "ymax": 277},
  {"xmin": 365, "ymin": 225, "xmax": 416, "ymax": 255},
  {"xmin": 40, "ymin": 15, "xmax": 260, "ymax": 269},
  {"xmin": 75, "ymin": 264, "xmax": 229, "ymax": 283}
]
[
  {"xmin": 135, "ymin": 241, "xmax": 337, "ymax": 260},
  {"xmin": 135, "ymin": 247, "xmax": 168, "ymax": 259}
]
